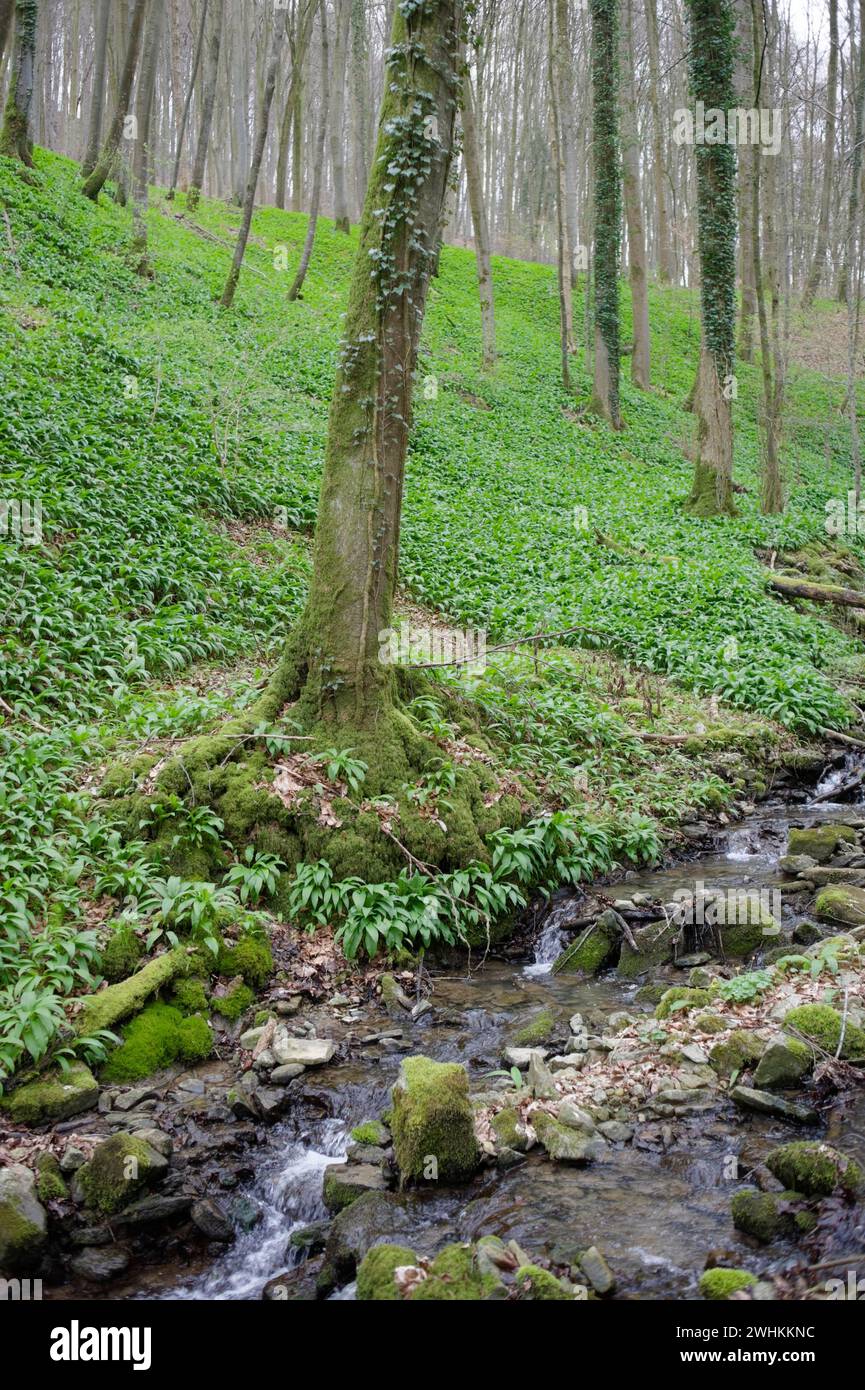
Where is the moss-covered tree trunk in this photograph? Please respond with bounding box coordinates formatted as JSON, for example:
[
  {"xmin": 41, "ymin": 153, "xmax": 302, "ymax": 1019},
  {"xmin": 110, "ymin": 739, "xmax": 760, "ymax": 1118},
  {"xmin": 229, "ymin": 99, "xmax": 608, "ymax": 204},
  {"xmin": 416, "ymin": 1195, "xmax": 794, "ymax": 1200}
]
[
  {"xmin": 81, "ymin": 0, "xmax": 148, "ymax": 201},
  {"xmin": 273, "ymin": 0, "xmax": 463, "ymax": 740},
  {"xmin": 0, "ymin": 0, "xmax": 37, "ymax": 165},
  {"xmin": 590, "ymin": 0, "xmax": 623, "ymax": 428},
  {"xmin": 683, "ymin": 0, "xmax": 737, "ymax": 517}
]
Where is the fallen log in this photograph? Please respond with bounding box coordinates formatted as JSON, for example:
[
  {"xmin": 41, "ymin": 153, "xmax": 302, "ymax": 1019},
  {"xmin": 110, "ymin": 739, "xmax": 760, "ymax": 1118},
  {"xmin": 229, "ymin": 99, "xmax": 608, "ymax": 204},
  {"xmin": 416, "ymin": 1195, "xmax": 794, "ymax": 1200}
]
[{"xmin": 767, "ymin": 572, "xmax": 865, "ymax": 609}]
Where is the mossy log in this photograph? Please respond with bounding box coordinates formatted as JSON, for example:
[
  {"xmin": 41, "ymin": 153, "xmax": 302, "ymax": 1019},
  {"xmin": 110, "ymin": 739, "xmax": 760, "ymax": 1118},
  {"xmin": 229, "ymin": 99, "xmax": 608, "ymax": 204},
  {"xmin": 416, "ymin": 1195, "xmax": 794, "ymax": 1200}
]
[
  {"xmin": 74, "ymin": 948, "xmax": 189, "ymax": 1036},
  {"xmin": 768, "ymin": 572, "xmax": 865, "ymax": 609}
]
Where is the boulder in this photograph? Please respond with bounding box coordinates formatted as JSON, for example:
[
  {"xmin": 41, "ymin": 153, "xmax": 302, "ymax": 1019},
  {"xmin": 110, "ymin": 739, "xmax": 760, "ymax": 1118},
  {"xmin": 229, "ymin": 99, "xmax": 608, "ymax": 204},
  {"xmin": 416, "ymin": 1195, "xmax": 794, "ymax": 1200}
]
[
  {"xmin": 616, "ymin": 920, "xmax": 679, "ymax": 979},
  {"xmin": 532, "ymin": 1111, "xmax": 605, "ymax": 1165},
  {"xmin": 527, "ymin": 1050, "xmax": 557, "ymax": 1100},
  {"xmin": 322, "ymin": 1163, "xmax": 386, "ymax": 1213},
  {"xmin": 578, "ymin": 1245, "xmax": 616, "ymax": 1294},
  {"xmin": 786, "ymin": 825, "xmax": 857, "ymax": 864},
  {"xmin": 765, "ymin": 1141, "xmax": 862, "ymax": 1197},
  {"xmin": 0, "ymin": 1063, "xmax": 99, "ymax": 1127},
  {"xmin": 390, "ymin": 1056, "xmax": 479, "ymax": 1184},
  {"xmin": 271, "ymin": 1031, "xmax": 336, "ymax": 1068},
  {"xmin": 783, "ymin": 1003, "xmax": 865, "ymax": 1060},
  {"xmin": 490, "ymin": 1107, "xmax": 529, "ymax": 1152},
  {"xmin": 814, "ymin": 884, "xmax": 865, "ymax": 927},
  {"xmin": 730, "ymin": 1188, "xmax": 813, "ymax": 1244},
  {"xmin": 324, "ymin": 1191, "xmax": 416, "ymax": 1281},
  {"xmin": 0, "ymin": 1165, "xmax": 47, "ymax": 1271},
  {"xmin": 510, "ymin": 1008, "xmax": 557, "ymax": 1047},
  {"xmin": 191, "ymin": 1198, "xmax": 235, "ymax": 1242},
  {"xmin": 708, "ymin": 1030, "xmax": 763, "ymax": 1078},
  {"xmin": 70, "ymin": 1245, "xmax": 130, "ymax": 1282},
  {"xmin": 552, "ymin": 910, "xmax": 622, "ymax": 975},
  {"xmin": 730, "ymin": 1086, "xmax": 818, "ymax": 1125},
  {"xmin": 753, "ymin": 1036, "xmax": 813, "ymax": 1089},
  {"xmin": 75, "ymin": 1134, "xmax": 168, "ymax": 1215}
]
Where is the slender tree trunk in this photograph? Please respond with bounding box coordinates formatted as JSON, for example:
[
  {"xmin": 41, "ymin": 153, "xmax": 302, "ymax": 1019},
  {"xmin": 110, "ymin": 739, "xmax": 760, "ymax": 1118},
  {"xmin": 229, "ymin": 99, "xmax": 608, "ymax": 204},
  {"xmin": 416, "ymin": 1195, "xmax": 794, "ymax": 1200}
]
[
  {"xmin": 803, "ymin": 0, "xmax": 839, "ymax": 306},
  {"xmin": 646, "ymin": 0, "xmax": 674, "ymax": 283},
  {"xmin": 839, "ymin": 0, "xmax": 865, "ymax": 302},
  {"xmin": 735, "ymin": 0, "xmax": 757, "ymax": 359},
  {"xmin": 684, "ymin": 0, "xmax": 737, "ymax": 517},
  {"xmin": 330, "ymin": 0, "xmax": 351, "ymax": 232},
  {"xmin": 168, "ymin": 0, "xmax": 208, "ymax": 199},
  {"xmin": 276, "ymin": 3, "xmax": 316, "ymax": 210},
  {"xmin": 621, "ymin": 0, "xmax": 650, "ymax": 388},
  {"xmin": 751, "ymin": 0, "xmax": 784, "ymax": 513},
  {"xmin": 81, "ymin": 0, "xmax": 148, "ymax": 200},
  {"xmin": 81, "ymin": 0, "xmax": 110, "ymax": 177},
  {"xmin": 461, "ymin": 61, "xmax": 496, "ymax": 368},
  {"xmin": 590, "ymin": 0, "xmax": 622, "ymax": 426},
  {"xmin": 288, "ymin": 0, "xmax": 330, "ymax": 301},
  {"xmin": 0, "ymin": 0, "xmax": 14, "ymax": 65},
  {"xmin": 276, "ymin": 0, "xmax": 464, "ymax": 733},
  {"xmin": 131, "ymin": 0, "xmax": 164, "ymax": 275},
  {"xmin": 0, "ymin": 0, "xmax": 38, "ymax": 164},
  {"xmin": 187, "ymin": 0, "xmax": 223, "ymax": 211},
  {"xmin": 291, "ymin": 69, "xmax": 303, "ymax": 211},
  {"xmin": 220, "ymin": 8, "xmax": 289, "ymax": 309}
]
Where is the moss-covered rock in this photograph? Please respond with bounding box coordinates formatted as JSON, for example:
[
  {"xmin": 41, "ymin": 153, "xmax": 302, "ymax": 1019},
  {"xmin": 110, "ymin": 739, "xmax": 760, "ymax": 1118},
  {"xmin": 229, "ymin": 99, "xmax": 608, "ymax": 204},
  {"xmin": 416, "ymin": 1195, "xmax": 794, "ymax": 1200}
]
[
  {"xmin": 350, "ymin": 1120, "xmax": 390, "ymax": 1147},
  {"xmin": 699, "ymin": 1268, "xmax": 758, "ymax": 1300},
  {"xmin": 211, "ymin": 982, "xmax": 254, "ymax": 1021},
  {"xmin": 783, "ymin": 1004, "xmax": 865, "ymax": 1060},
  {"xmin": 391, "ymin": 1056, "xmax": 479, "ymax": 1184},
  {"xmin": 101, "ymin": 1001, "xmax": 212, "ymax": 1082},
  {"xmin": 409, "ymin": 1243, "xmax": 502, "ymax": 1301},
  {"xmin": 532, "ymin": 1110, "xmax": 604, "ymax": 1165},
  {"xmin": 515, "ymin": 1264, "xmax": 573, "ymax": 1300},
  {"xmin": 753, "ymin": 1036, "xmax": 813, "ymax": 1089},
  {"xmin": 692, "ymin": 1011, "xmax": 729, "ymax": 1034},
  {"xmin": 100, "ymin": 924, "xmax": 144, "ymax": 983},
  {"xmin": 0, "ymin": 1165, "xmax": 47, "ymax": 1270},
  {"xmin": 720, "ymin": 911, "xmax": 773, "ymax": 958},
  {"xmin": 617, "ymin": 920, "xmax": 679, "ymax": 979},
  {"xmin": 764, "ymin": 1142, "xmax": 862, "ymax": 1198},
  {"xmin": 216, "ymin": 930, "xmax": 273, "ymax": 988},
  {"xmin": 708, "ymin": 1030, "xmax": 763, "ymax": 1077},
  {"xmin": 0, "ymin": 1062, "xmax": 99, "ymax": 1127},
  {"xmin": 356, "ymin": 1243, "xmax": 418, "ymax": 1299},
  {"xmin": 787, "ymin": 825, "xmax": 857, "ymax": 864},
  {"xmin": 730, "ymin": 1189, "xmax": 790, "ymax": 1243},
  {"xmin": 814, "ymin": 884, "xmax": 865, "ymax": 927},
  {"xmin": 35, "ymin": 1152, "xmax": 67, "ymax": 1203},
  {"xmin": 170, "ymin": 977, "xmax": 210, "ymax": 1014},
  {"xmin": 76, "ymin": 1134, "xmax": 167, "ymax": 1214},
  {"xmin": 654, "ymin": 986, "xmax": 712, "ymax": 1020},
  {"xmin": 552, "ymin": 910, "xmax": 621, "ymax": 975},
  {"xmin": 490, "ymin": 1106, "xmax": 529, "ymax": 1153},
  {"xmin": 322, "ymin": 1164, "xmax": 387, "ymax": 1213},
  {"xmin": 512, "ymin": 1008, "xmax": 557, "ymax": 1047}
]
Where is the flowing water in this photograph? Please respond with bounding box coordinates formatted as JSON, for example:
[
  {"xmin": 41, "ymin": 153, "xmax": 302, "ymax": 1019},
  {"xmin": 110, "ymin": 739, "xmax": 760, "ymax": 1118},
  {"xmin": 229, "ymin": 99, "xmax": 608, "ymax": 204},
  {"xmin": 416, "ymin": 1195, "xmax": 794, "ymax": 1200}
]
[{"xmin": 73, "ymin": 769, "xmax": 865, "ymax": 1302}]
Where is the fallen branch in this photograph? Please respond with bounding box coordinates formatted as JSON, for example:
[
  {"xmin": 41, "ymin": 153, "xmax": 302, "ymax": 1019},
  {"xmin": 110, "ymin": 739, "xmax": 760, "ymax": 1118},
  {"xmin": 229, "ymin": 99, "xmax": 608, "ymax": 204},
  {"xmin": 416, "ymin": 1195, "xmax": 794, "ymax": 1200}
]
[{"xmin": 768, "ymin": 571, "xmax": 865, "ymax": 609}]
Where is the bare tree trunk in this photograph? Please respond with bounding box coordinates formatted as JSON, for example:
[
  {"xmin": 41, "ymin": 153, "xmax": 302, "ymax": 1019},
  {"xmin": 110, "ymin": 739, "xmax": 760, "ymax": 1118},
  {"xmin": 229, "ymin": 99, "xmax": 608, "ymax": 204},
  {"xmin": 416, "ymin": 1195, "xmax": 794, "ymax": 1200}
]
[
  {"xmin": 81, "ymin": 0, "xmax": 110, "ymax": 177},
  {"xmin": 550, "ymin": 0, "xmax": 575, "ymax": 354},
  {"xmin": 839, "ymin": 0, "xmax": 865, "ymax": 302},
  {"xmin": 168, "ymin": 0, "xmax": 208, "ymax": 199},
  {"xmin": 803, "ymin": 0, "xmax": 839, "ymax": 306},
  {"xmin": 751, "ymin": 0, "xmax": 784, "ymax": 513},
  {"xmin": 187, "ymin": 0, "xmax": 223, "ymax": 211},
  {"xmin": 461, "ymin": 60, "xmax": 496, "ymax": 368},
  {"xmin": 735, "ymin": 0, "xmax": 756, "ymax": 358},
  {"xmin": 220, "ymin": 6, "xmax": 289, "ymax": 309},
  {"xmin": 131, "ymin": 0, "xmax": 165, "ymax": 275},
  {"xmin": 0, "ymin": 0, "xmax": 38, "ymax": 164},
  {"xmin": 0, "ymin": 0, "xmax": 14, "ymax": 65},
  {"xmin": 288, "ymin": 0, "xmax": 330, "ymax": 301},
  {"xmin": 81, "ymin": 0, "xmax": 148, "ymax": 200},
  {"xmin": 330, "ymin": 0, "xmax": 351, "ymax": 231},
  {"xmin": 621, "ymin": 0, "xmax": 650, "ymax": 388},
  {"xmin": 276, "ymin": 3, "xmax": 315, "ymax": 209}
]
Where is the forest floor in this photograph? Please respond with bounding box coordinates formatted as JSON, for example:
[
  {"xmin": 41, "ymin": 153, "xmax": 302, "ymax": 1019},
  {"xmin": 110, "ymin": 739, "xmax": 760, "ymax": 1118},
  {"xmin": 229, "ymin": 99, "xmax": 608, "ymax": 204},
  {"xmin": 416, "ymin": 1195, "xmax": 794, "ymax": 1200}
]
[{"xmin": 1, "ymin": 147, "xmax": 864, "ymax": 1101}]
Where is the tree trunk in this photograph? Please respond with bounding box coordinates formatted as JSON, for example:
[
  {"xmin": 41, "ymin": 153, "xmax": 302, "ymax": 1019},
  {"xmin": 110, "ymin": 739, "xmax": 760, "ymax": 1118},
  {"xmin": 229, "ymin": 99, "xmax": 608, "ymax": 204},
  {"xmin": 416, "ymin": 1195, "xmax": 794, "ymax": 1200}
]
[
  {"xmin": 802, "ymin": 0, "xmax": 839, "ymax": 307},
  {"xmin": 620, "ymin": 0, "xmax": 650, "ymax": 388},
  {"xmin": 168, "ymin": 0, "xmax": 208, "ymax": 199},
  {"xmin": 0, "ymin": 0, "xmax": 38, "ymax": 164},
  {"xmin": 750, "ymin": 0, "xmax": 784, "ymax": 513},
  {"xmin": 0, "ymin": 0, "xmax": 14, "ymax": 65},
  {"xmin": 130, "ymin": 0, "xmax": 164, "ymax": 275},
  {"xmin": 275, "ymin": 0, "xmax": 463, "ymax": 733},
  {"xmin": 220, "ymin": 7, "xmax": 289, "ymax": 309},
  {"xmin": 590, "ymin": 0, "xmax": 622, "ymax": 426},
  {"xmin": 276, "ymin": 2, "xmax": 316, "ymax": 210},
  {"xmin": 330, "ymin": 0, "xmax": 351, "ymax": 232},
  {"xmin": 187, "ymin": 0, "xmax": 223, "ymax": 211},
  {"xmin": 461, "ymin": 61, "xmax": 496, "ymax": 369},
  {"xmin": 288, "ymin": 0, "xmax": 330, "ymax": 301},
  {"xmin": 81, "ymin": 0, "xmax": 148, "ymax": 200},
  {"xmin": 81, "ymin": 0, "xmax": 110, "ymax": 177},
  {"xmin": 838, "ymin": 0, "xmax": 865, "ymax": 302},
  {"xmin": 734, "ymin": 0, "xmax": 756, "ymax": 359},
  {"xmin": 646, "ymin": 0, "xmax": 674, "ymax": 283},
  {"xmin": 683, "ymin": 0, "xmax": 737, "ymax": 517}
]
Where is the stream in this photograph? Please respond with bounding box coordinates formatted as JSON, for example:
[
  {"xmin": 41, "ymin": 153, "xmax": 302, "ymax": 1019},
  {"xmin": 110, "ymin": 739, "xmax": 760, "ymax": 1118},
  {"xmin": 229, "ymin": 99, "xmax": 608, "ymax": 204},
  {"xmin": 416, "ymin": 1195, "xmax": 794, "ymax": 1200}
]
[{"xmin": 66, "ymin": 770, "xmax": 865, "ymax": 1302}]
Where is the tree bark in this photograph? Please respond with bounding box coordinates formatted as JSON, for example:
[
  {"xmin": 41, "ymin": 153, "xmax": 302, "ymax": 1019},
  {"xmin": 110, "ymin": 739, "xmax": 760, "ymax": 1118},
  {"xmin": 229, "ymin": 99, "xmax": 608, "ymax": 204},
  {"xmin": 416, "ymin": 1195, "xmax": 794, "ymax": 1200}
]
[
  {"xmin": 683, "ymin": 0, "xmax": 737, "ymax": 516},
  {"xmin": 734, "ymin": 0, "xmax": 756, "ymax": 359},
  {"xmin": 168, "ymin": 0, "xmax": 208, "ymax": 199},
  {"xmin": 838, "ymin": 0, "xmax": 865, "ymax": 302},
  {"xmin": 646, "ymin": 0, "xmax": 674, "ymax": 283},
  {"xmin": 802, "ymin": 0, "xmax": 839, "ymax": 306},
  {"xmin": 220, "ymin": 6, "xmax": 289, "ymax": 309},
  {"xmin": 0, "ymin": 0, "xmax": 38, "ymax": 164},
  {"xmin": 187, "ymin": 0, "xmax": 223, "ymax": 211},
  {"xmin": 0, "ymin": 0, "xmax": 14, "ymax": 65},
  {"xmin": 288, "ymin": 0, "xmax": 330, "ymax": 301},
  {"xmin": 750, "ymin": 0, "xmax": 784, "ymax": 513},
  {"xmin": 590, "ymin": 0, "xmax": 622, "ymax": 426},
  {"xmin": 276, "ymin": 0, "xmax": 464, "ymax": 731},
  {"xmin": 81, "ymin": 0, "xmax": 110, "ymax": 177},
  {"xmin": 461, "ymin": 60, "xmax": 496, "ymax": 369},
  {"xmin": 81, "ymin": 0, "xmax": 148, "ymax": 200},
  {"xmin": 620, "ymin": 0, "xmax": 650, "ymax": 388},
  {"xmin": 130, "ymin": 0, "xmax": 165, "ymax": 275},
  {"xmin": 330, "ymin": 0, "xmax": 351, "ymax": 232}
]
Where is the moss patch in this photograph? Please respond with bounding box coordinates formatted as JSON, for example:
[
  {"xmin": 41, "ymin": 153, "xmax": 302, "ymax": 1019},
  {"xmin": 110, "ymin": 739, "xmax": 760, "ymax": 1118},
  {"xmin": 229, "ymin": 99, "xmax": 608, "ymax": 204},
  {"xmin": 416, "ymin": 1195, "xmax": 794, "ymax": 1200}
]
[
  {"xmin": 765, "ymin": 1142, "xmax": 862, "ymax": 1198},
  {"xmin": 391, "ymin": 1056, "xmax": 479, "ymax": 1184},
  {"xmin": 708, "ymin": 1029, "xmax": 763, "ymax": 1077},
  {"xmin": 211, "ymin": 982, "xmax": 254, "ymax": 1020},
  {"xmin": 0, "ymin": 1062, "xmax": 98, "ymax": 1126},
  {"xmin": 512, "ymin": 1008, "xmax": 557, "ymax": 1046},
  {"xmin": 654, "ymin": 986, "xmax": 711, "ymax": 1020},
  {"xmin": 100, "ymin": 924, "xmax": 144, "ymax": 983},
  {"xmin": 699, "ymin": 1268, "xmax": 758, "ymax": 1300},
  {"xmin": 515, "ymin": 1264, "xmax": 572, "ymax": 1300},
  {"xmin": 356, "ymin": 1243, "xmax": 418, "ymax": 1300},
  {"xmin": 409, "ymin": 1243, "xmax": 501, "ymax": 1301},
  {"xmin": 101, "ymin": 1001, "xmax": 212, "ymax": 1082},
  {"xmin": 783, "ymin": 1004, "xmax": 865, "ymax": 1060}
]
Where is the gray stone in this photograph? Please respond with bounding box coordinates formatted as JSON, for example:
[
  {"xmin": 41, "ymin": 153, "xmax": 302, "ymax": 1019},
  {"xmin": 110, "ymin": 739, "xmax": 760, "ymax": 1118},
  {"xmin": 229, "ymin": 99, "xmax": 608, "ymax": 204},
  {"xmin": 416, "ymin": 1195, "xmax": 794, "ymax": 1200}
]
[
  {"xmin": 271, "ymin": 1030, "xmax": 336, "ymax": 1068},
  {"xmin": 598, "ymin": 1120, "xmax": 634, "ymax": 1143},
  {"xmin": 191, "ymin": 1198, "xmax": 235, "ymax": 1242},
  {"xmin": 556, "ymin": 1100, "xmax": 597, "ymax": 1134},
  {"xmin": 527, "ymin": 1050, "xmax": 557, "ymax": 1100},
  {"xmin": 579, "ymin": 1245, "xmax": 616, "ymax": 1295},
  {"xmin": 730, "ymin": 1086, "xmax": 819, "ymax": 1125},
  {"xmin": 271, "ymin": 1063, "xmax": 305, "ymax": 1085},
  {"xmin": 60, "ymin": 1145, "xmax": 87, "ymax": 1174},
  {"xmin": 0, "ymin": 1165, "xmax": 47, "ymax": 1271},
  {"xmin": 503, "ymin": 1047, "xmax": 546, "ymax": 1068},
  {"xmin": 253, "ymin": 1087, "xmax": 291, "ymax": 1120},
  {"xmin": 113, "ymin": 1194, "xmax": 191, "ymax": 1227},
  {"xmin": 113, "ymin": 1086, "xmax": 160, "ymax": 1112},
  {"xmin": 239, "ymin": 1026, "xmax": 266, "ymax": 1050},
  {"xmin": 754, "ymin": 1038, "xmax": 812, "ymax": 1090},
  {"xmin": 70, "ymin": 1246, "xmax": 130, "ymax": 1283}
]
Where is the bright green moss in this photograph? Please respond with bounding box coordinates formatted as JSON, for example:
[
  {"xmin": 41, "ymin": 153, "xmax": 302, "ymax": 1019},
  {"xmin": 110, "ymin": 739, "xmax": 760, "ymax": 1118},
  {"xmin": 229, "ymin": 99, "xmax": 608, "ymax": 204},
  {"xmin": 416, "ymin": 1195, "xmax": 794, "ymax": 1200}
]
[
  {"xmin": 75, "ymin": 948, "xmax": 188, "ymax": 1035},
  {"xmin": 784, "ymin": 1004, "xmax": 865, "ymax": 1060},
  {"xmin": 99, "ymin": 924, "xmax": 144, "ymax": 983},
  {"xmin": 765, "ymin": 1142, "xmax": 862, "ymax": 1198},
  {"xmin": 708, "ymin": 1029, "xmax": 763, "ymax": 1077},
  {"xmin": 0, "ymin": 1062, "xmax": 98, "ymax": 1126},
  {"xmin": 699, "ymin": 1268, "xmax": 758, "ymax": 1300},
  {"xmin": 101, "ymin": 1001, "xmax": 212, "ymax": 1082},
  {"xmin": 35, "ymin": 1152, "xmax": 67, "ymax": 1202},
  {"xmin": 654, "ymin": 987, "xmax": 711, "ymax": 1020},
  {"xmin": 409, "ymin": 1244, "xmax": 501, "ymax": 1301},
  {"xmin": 390, "ymin": 1056, "xmax": 479, "ymax": 1184},
  {"xmin": 211, "ymin": 982, "xmax": 254, "ymax": 1021},
  {"xmin": 512, "ymin": 1008, "xmax": 557, "ymax": 1046},
  {"xmin": 350, "ymin": 1121, "xmax": 390, "ymax": 1146},
  {"xmin": 170, "ymin": 977, "xmax": 210, "ymax": 1014},
  {"xmin": 515, "ymin": 1264, "xmax": 572, "ymax": 1300},
  {"xmin": 217, "ymin": 932, "xmax": 273, "ymax": 989},
  {"xmin": 730, "ymin": 1189, "xmax": 785, "ymax": 1243},
  {"xmin": 356, "ymin": 1243, "xmax": 418, "ymax": 1300},
  {"xmin": 76, "ymin": 1134, "xmax": 160, "ymax": 1214}
]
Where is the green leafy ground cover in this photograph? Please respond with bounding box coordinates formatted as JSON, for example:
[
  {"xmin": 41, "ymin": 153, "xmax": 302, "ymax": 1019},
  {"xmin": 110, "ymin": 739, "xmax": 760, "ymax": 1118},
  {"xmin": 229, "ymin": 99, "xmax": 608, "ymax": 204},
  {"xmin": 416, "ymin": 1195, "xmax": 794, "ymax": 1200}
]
[{"xmin": 0, "ymin": 150, "xmax": 861, "ymax": 1084}]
